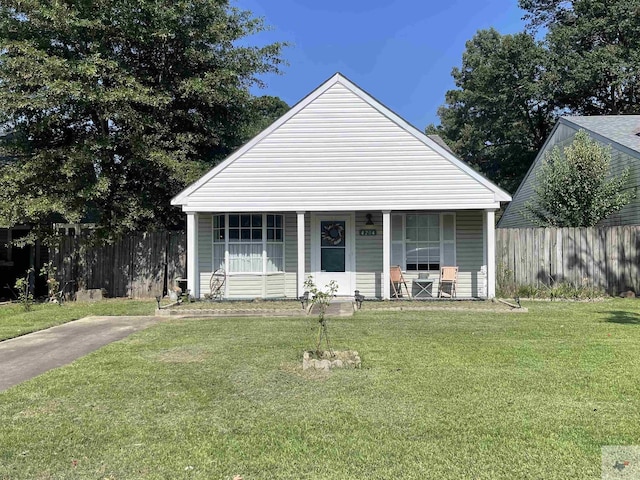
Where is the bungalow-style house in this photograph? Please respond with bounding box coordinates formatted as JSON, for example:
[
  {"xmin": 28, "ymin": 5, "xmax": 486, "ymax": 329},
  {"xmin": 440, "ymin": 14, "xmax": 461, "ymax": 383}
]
[
  {"xmin": 499, "ymin": 115, "xmax": 640, "ymax": 228},
  {"xmin": 171, "ymin": 73, "xmax": 511, "ymax": 300}
]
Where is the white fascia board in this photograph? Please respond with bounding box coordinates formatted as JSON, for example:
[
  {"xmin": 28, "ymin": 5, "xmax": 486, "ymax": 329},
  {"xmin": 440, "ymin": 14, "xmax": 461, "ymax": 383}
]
[
  {"xmin": 171, "ymin": 73, "xmax": 346, "ymax": 206},
  {"xmin": 181, "ymin": 203, "xmax": 503, "ymax": 213},
  {"xmin": 335, "ymin": 77, "xmax": 513, "ymax": 203}
]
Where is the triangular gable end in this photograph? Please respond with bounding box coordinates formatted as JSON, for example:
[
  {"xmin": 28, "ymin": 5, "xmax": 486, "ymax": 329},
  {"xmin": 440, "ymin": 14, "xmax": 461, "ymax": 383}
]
[
  {"xmin": 172, "ymin": 73, "xmax": 511, "ymax": 210},
  {"xmin": 499, "ymin": 115, "xmax": 640, "ymax": 228}
]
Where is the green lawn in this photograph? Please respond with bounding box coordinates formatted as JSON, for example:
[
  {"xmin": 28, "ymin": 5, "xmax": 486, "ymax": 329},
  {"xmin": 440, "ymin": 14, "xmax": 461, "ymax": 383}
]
[
  {"xmin": 1, "ymin": 299, "xmax": 639, "ymax": 479},
  {"xmin": 0, "ymin": 299, "xmax": 156, "ymax": 341}
]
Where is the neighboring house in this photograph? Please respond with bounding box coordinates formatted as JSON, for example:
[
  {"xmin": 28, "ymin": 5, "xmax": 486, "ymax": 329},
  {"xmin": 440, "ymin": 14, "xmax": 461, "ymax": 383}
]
[
  {"xmin": 499, "ymin": 115, "xmax": 640, "ymax": 228},
  {"xmin": 171, "ymin": 73, "xmax": 511, "ymax": 300}
]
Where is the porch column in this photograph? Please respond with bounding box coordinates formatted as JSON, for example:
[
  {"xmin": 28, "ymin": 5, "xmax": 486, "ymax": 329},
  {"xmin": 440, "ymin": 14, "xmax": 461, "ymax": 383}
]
[
  {"xmin": 485, "ymin": 209, "xmax": 496, "ymax": 299},
  {"xmin": 383, "ymin": 210, "xmax": 391, "ymax": 300},
  {"xmin": 186, "ymin": 212, "xmax": 199, "ymax": 298},
  {"xmin": 297, "ymin": 211, "xmax": 306, "ymax": 297}
]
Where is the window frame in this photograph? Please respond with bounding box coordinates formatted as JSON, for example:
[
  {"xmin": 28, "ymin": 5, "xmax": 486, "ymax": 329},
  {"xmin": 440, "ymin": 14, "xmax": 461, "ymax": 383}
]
[
  {"xmin": 391, "ymin": 212, "xmax": 456, "ymax": 272},
  {"xmin": 212, "ymin": 213, "xmax": 285, "ymax": 275}
]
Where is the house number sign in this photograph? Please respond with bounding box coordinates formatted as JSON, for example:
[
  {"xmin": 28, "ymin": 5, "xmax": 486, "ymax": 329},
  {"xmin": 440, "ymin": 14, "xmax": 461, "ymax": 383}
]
[{"xmin": 359, "ymin": 229, "xmax": 377, "ymax": 236}]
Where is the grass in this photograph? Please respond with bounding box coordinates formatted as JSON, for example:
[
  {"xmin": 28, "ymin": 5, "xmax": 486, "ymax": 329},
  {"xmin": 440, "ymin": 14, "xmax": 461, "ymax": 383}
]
[
  {"xmin": 0, "ymin": 299, "xmax": 156, "ymax": 341},
  {"xmin": 1, "ymin": 299, "xmax": 640, "ymax": 478}
]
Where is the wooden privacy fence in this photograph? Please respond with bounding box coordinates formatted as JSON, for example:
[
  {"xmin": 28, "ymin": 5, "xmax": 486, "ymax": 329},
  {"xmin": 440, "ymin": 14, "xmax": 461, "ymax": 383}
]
[
  {"xmin": 49, "ymin": 231, "xmax": 186, "ymax": 298},
  {"xmin": 496, "ymin": 226, "xmax": 640, "ymax": 294}
]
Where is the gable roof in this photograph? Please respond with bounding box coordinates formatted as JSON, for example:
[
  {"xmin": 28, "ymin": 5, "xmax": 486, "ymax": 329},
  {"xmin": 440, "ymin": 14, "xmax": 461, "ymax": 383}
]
[
  {"xmin": 172, "ymin": 73, "xmax": 511, "ymax": 211},
  {"xmin": 498, "ymin": 115, "xmax": 640, "ymax": 228},
  {"xmin": 561, "ymin": 115, "xmax": 640, "ymax": 158}
]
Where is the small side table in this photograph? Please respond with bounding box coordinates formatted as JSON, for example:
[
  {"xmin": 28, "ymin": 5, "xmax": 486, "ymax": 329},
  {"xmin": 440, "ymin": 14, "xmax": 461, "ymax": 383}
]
[{"xmin": 412, "ymin": 278, "xmax": 434, "ymax": 298}]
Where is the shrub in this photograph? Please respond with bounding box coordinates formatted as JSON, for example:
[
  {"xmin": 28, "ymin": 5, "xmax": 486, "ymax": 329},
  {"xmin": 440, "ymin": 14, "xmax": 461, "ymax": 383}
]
[{"xmin": 14, "ymin": 268, "xmax": 35, "ymax": 311}]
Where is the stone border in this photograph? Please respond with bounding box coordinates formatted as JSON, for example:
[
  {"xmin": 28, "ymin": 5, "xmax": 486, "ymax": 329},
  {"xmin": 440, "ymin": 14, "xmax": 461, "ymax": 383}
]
[
  {"xmin": 303, "ymin": 350, "xmax": 361, "ymax": 371},
  {"xmin": 362, "ymin": 304, "xmax": 527, "ymax": 314},
  {"xmin": 155, "ymin": 307, "xmax": 309, "ymax": 317},
  {"xmin": 156, "ymin": 299, "xmax": 527, "ymax": 317}
]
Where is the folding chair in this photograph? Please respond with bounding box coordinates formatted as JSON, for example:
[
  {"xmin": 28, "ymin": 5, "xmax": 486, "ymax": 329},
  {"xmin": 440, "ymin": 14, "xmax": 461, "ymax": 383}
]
[
  {"xmin": 438, "ymin": 266, "xmax": 458, "ymax": 298},
  {"xmin": 390, "ymin": 265, "xmax": 411, "ymax": 298}
]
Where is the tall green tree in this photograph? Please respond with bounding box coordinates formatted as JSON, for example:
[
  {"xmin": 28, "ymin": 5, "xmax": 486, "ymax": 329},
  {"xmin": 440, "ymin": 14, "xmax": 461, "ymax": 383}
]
[
  {"xmin": 434, "ymin": 0, "xmax": 640, "ymax": 192},
  {"xmin": 523, "ymin": 130, "xmax": 634, "ymax": 226},
  {"xmin": 427, "ymin": 29, "xmax": 557, "ymax": 193},
  {"xmin": 520, "ymin": 0, "xmax": 640, "ymax": 115},
  {"xmin": 244, "ymin": 95, "xmax": 290, "ymax": 139},
  {"xmin": 0, "ymin": 0, "xmax": 286, "ymax": 240}
]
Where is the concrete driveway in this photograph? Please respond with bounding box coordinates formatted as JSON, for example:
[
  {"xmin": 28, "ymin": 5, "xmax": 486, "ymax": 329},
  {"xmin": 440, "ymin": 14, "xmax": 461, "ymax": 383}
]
[{"xmin": 0, "ymin": 316, "xmax": 165, "ymax": 392}]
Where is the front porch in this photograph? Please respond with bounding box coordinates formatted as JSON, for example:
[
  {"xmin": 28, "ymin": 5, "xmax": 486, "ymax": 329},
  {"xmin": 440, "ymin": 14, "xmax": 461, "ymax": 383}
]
[{"xmin": 185, "ymin": 209, "xmax": 497, "ymax": 301}]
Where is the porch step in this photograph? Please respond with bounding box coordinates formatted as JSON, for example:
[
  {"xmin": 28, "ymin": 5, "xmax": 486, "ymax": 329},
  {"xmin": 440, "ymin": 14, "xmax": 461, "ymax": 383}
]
[{"xmin": 310, "ymin": 301, "xmax": 354, "ymax": 317}]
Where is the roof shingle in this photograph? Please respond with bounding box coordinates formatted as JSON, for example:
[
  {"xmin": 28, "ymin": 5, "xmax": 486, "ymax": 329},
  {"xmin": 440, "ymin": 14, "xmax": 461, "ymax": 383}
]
[{"xmin": 562, "ymin": 115, "xmax": 640, "ymax": 154}]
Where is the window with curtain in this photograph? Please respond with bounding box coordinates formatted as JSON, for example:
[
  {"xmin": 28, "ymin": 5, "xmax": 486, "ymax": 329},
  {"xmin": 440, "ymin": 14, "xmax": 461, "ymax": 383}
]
[
  {"xmin": 213, "ymin": 214, "xmax": 284, "ymax": 273},
  {"xmin": 391, "ymin": 213, "xmax": 456, "ymax": 271}
]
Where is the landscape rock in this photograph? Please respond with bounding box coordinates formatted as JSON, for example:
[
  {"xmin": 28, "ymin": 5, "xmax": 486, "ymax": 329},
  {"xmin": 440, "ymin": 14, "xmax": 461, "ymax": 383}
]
[{"xmin": 302, "ymin": 350, "xmax": 362, "ymax": 371}]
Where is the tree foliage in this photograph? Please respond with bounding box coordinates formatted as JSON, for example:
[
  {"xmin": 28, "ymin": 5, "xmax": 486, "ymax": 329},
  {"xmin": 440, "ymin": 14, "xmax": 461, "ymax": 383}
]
[
  {"xmin": 427, "ymin": 29, "xmax": 557, "ymax": 193},
  {"xmin": 523, "ymin": 130, "xmax": 635, "ymax": 226},
  {"xmin": 0, "ymin": 0, "xmax": 287, "ymax": 240},
  {"xmin": 522, "ymin": 0, "xmax": 640, "ymax": 115},
  {"xmin": 244, "ymin": 95, "xmax": 290, "ymax": 140},
  {"xmin": 433, "ymin": 0, "xmax": 640, "ymax": 192}
]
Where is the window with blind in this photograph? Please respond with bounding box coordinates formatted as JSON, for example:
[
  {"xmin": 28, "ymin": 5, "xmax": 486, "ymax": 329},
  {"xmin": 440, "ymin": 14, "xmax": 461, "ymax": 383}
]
[
  {"xmin": 391, "ymin": 213, "xmax": 456, "ymax": 271},
  {"xmin": 212, "ymin": 214, "xmax": 284, "ymax": 274}
]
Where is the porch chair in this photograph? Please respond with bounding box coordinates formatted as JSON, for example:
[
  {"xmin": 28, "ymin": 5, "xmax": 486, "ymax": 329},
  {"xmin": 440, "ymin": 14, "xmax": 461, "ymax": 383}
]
[
  {"xmin": 390, "ymin": 265, "xmax": 411, "ymax": 298},
  {"xmin": 437, "ymin": 266, "xmax": 458, "ymax": 298}
]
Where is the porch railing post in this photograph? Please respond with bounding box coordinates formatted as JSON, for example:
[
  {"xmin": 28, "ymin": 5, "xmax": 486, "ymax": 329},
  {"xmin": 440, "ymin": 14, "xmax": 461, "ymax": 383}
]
[
  {"xmin": 186, "ymin": 212, "xmax": 199, "ymax": 299},
  {"xmin": 297, "ymin": 211, "xmax": 306, "ymax": 297},
  {"xmin": 485, "ymin": 209, "xmax": 496, "ymax": 298},
  {"xmin": 383, "ymin": 211, "xmax": 391, "ymax": 300}
]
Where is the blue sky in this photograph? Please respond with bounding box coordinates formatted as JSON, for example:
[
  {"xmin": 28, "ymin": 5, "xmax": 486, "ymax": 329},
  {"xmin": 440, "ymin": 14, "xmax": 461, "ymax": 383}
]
[{"xmin": 236, "ymin": 0, "xmax": 527, "ymax": 130}]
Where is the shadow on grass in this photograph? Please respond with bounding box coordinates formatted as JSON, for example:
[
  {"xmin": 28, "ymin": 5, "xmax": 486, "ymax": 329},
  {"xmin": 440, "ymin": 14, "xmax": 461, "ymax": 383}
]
[{"xmin": 602, "ymin": 310, "xmax": 640, "ymax": 325}]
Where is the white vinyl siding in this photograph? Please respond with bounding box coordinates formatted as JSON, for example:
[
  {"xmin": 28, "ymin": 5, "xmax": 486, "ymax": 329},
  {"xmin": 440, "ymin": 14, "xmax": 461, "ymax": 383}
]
[
  {"xmin": 226, "ymin": 275, "xmax": 264, "ymax": 299},
  {"xmin": 266, "ymin": 274, "xmax": 286, "ymax": 297},
  {"xmin": 182, "ymin": 82, "xmax": 500, "ymax": 212},
  {"xmin": 355, "ymin": 211, "xmax": 383, "ymax": 298}
]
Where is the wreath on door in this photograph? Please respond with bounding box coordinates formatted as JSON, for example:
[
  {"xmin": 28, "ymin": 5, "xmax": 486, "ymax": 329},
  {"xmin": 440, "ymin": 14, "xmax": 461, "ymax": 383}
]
[{"xmin": 322, "ymin": 222, "xmax": 345, "ymax": 246}]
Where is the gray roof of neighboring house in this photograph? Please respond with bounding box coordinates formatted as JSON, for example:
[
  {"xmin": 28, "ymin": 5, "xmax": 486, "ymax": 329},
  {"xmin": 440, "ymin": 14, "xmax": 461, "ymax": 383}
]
[
  {"xmin": 562, "ymin": 115, "xmax": 640, "ymax": 155},
  {"xmin": 426, "ymin": 134, "xmax": 455, "ymax": 154}
]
